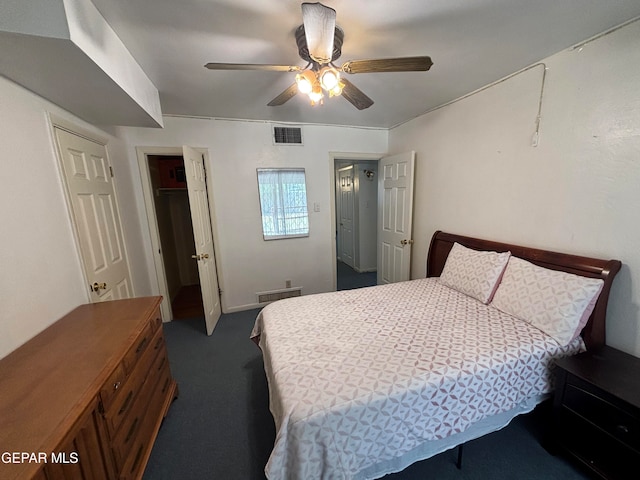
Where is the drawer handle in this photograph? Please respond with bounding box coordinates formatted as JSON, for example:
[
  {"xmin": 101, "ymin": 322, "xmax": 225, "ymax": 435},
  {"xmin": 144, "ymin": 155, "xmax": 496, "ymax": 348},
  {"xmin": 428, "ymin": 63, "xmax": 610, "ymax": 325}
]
[
  {"xmin": 616, "ymin": 424, "xmax": 630, "ymax": 435},
  {"xmin": 125, "ymin": 417, "xmax": 140, "ymax": 444},
  {"xmin": 113, "ymin": 381, "xmax": 121, "ymax": 391},
  {"xmin": 157, "ymin": 357, "xmax": 166, "ymax": 371},
  {"xmin": 154, "ymin": 337, "xmax": 163, "ymax": 350},
  {"xmin": 119, "ymin": 390, "xmax": 134, "ymax": 416},
  {"xmin": 136, "ymin": 336, "xmax": 148, "ymax": 354}
]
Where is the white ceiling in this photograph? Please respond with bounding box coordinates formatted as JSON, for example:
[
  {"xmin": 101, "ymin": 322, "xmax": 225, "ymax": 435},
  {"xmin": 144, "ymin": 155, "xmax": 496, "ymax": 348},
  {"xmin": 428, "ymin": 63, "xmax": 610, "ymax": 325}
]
[{"xmin": 90, "ymin": 0, "xmax": 640, "ymax": 129}]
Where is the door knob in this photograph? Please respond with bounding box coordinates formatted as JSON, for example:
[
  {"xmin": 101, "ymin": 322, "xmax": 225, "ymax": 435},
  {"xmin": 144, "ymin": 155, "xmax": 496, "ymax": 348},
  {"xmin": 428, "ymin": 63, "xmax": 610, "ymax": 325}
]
[
  {"xmin": 400, "ymin": 239, "xmax": 414, "ymax": 246},
  {"xmin": 191, "ymin": 254, "xmax": 201, "ymax": 260},
  {"xmin": 91, "ymin": 282, "xmax": 107, "ymax": 292},
  {"xmin": 201, "ymin": 253, "xmax": 210, "ymax": 259}
]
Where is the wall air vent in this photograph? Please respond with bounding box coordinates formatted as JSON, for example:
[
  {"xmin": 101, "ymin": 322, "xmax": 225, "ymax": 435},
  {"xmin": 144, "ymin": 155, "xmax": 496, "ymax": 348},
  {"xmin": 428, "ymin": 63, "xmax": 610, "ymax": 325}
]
[
  {"xmin": 257, "ymin": 287, "xmax": 302, "ymax": 304},
  {"xmin": 273, "ymin": 126, "xmax": 303, "ymax": 145}
]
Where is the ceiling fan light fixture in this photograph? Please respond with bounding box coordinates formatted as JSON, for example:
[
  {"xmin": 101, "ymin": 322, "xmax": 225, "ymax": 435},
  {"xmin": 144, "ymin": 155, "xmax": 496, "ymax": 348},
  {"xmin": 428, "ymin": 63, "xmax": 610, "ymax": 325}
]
[
  {"xmin": 309, "ymin": 82, "xmax": 324, "ymax": 104},
  {"xmin": 329, "ymin": 80, "xmax": 344, "ymax": 97},
  {"xmin": 295, "ymin": 70, "xmax": 316, "ymax": 94},
  {"xmin": 318, "ymin": 66, "xmax": 340, "ymax": 91}
]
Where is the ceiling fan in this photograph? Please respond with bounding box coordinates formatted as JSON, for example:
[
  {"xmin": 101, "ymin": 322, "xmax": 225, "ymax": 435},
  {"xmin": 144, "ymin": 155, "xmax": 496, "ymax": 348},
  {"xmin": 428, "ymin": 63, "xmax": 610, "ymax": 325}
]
[{"xmin": 204, "ymin": 2, "xmax": 433, "ymax": 110}]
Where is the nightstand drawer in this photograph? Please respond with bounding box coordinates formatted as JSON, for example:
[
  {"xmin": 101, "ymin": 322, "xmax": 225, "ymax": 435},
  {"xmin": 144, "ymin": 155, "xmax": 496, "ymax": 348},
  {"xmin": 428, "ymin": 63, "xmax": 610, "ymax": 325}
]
[
  {"xmin": 564, "ymin": 382, "xmax": 640, "ymax": 452},
  {"xmin": 559, "ymin": 408, "xmax": 640, "ymax": 480}
]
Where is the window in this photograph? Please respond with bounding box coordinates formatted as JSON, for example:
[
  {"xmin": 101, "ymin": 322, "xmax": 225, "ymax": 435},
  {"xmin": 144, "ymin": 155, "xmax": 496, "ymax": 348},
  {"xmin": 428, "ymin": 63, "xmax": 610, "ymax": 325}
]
[{"xmin": 257, "ymin": 168, "xmax": 309, "ymax": 240}]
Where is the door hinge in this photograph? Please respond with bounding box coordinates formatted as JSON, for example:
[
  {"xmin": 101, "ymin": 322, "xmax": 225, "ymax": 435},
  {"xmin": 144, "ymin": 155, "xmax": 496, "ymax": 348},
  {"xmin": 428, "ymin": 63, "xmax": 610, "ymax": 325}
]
[
  {"xmin": 218, "ymin": 287, "xmax": 222, "ymax": 296},
  {"xmin": 109, "ymin": 166, "xmax": 114, "ymax": 177}
]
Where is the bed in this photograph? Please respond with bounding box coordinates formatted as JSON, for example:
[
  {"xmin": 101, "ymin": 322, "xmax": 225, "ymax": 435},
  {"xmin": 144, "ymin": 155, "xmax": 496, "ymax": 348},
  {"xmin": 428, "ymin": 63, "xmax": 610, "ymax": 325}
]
[{"xmin": 251, "ymin": 230, "xmax": 621, "ymax": 480}]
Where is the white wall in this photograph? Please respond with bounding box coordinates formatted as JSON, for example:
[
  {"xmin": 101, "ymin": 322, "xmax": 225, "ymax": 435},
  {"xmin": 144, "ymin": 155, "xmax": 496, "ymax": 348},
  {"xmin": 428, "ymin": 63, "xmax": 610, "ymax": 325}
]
[
  {"xmin": 389, "ymin": 20, "xmax": 640, "ymax": 356},
  {"xmin": 0, "ymin": 76, "xmax": 153, "ymax": 359},
  {"xmin": 119, "ymin": 118, "xmax": 387, "ymax": 312}
]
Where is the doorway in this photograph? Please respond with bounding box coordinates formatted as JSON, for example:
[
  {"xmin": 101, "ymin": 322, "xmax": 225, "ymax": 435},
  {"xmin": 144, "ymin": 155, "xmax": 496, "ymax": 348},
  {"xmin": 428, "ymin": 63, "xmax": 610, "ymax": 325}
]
[
  {"xmin": 147, "ymin": 155, "xmax": 204, "ymax": 319},
  {"xmin": 334, "ymin": 158, "xmax": 379, "ymax": 290}
]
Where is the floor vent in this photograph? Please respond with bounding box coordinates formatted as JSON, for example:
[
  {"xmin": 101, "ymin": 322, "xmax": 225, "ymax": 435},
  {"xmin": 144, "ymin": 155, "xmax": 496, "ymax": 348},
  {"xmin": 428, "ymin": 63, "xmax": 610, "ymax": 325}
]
[
  {"xmin": 257, "ymin": 287, "xmax": 302, "ymax": 304},
  {"xmin": 273, "ymin": 126, "xmax": 303, "ymax": 145}
]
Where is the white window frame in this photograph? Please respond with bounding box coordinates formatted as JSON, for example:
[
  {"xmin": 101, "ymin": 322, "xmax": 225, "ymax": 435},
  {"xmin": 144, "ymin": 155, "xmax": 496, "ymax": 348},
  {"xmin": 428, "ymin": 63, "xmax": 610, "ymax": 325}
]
[{"xmin": 256, "ymin": 168, "xmax": 309, "ymax": 240}]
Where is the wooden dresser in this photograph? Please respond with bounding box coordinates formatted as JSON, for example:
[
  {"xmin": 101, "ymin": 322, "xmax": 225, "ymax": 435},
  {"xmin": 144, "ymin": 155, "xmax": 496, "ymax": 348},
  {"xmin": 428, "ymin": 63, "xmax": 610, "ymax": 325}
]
[{"xmin": 0, "ymin": 297, "xmax": 178, "ymax": 480}]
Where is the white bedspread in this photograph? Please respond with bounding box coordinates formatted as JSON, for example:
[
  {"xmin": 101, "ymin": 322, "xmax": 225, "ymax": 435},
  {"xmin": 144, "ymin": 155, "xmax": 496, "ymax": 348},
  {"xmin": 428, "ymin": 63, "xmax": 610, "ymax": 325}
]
[{"xmin": 251, "ymin": 278, "xmax": 584, "ymax": 480}]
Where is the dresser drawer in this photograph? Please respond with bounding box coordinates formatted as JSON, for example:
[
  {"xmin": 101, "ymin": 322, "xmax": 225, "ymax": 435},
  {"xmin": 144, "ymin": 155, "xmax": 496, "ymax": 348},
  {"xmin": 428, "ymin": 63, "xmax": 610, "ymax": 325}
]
[
  {"xmin": 150, "ymin": 309, "xmax": 162, "ymax": 332},
  {"xmin": 119, "ymin": 363, "xmax": 173, "ymax": 480},
  {"xmin": 564, "ymin": 381, "xmax": 640, "ymax": 452},
  {"xmin": 122, "ymin": 322, "xmax": 154, "ymax": 375},
  {"xmin": 112, "ymin": 344, "xmax": 168, "ymax": 472},
  {"xmin": 101, "ymin": 361, "xmax": 127, "ymax": 412},
  {"xmin": 105, "ymin": 326, "xmax": 163, "ymax": 437}
]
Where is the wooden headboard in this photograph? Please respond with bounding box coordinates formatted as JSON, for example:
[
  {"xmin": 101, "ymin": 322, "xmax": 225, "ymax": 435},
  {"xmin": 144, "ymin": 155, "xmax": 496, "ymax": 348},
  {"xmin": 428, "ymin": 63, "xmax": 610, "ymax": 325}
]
[{"xmin": 426, "ymin": 231, "xmax": 622, "ymax": 350}]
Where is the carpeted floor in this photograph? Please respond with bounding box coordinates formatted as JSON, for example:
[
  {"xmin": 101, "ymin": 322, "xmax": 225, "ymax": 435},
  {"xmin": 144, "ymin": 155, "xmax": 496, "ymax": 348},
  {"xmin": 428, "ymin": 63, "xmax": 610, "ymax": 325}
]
[
  {"xmin": 337, "ymin": 260, "xmax": 377, "ymax": 290},
  {"xmin": 143, "ymin": 307, "xmax": 590, "ymax": 480}
]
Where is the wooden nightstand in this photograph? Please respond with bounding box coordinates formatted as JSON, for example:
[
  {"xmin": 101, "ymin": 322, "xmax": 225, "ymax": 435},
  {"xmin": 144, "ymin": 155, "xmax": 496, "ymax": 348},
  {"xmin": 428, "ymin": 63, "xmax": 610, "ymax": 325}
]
[{"xmin": 552, "ymin": 345, "xmax": 640, "ymax": 480}]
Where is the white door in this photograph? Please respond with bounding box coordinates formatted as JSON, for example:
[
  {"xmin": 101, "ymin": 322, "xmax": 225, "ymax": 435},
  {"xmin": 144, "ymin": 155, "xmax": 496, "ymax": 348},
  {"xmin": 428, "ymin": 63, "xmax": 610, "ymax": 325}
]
[
  {"xmin": 338, "ymin": 166, "xmax": 355, "ymax": 268},
  {"xmin": 182, "ymin": 146, "xmax": 222, "ymax": 335},
  {"xmin": 377, "ymin": 151, "xmax": 416, "ymax": 284},
  {"xmin": 54, "ymin": 127, "xmax": 133, "ymax": 301}
]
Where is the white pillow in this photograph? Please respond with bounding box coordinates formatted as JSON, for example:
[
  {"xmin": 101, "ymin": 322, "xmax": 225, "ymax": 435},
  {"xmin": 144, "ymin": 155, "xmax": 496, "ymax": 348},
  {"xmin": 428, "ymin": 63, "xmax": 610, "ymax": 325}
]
[
  {"xmin": 491, "ymin": 257, "xmax": 604, "ymax": 346},
  {"xmin": 439, "ymin": 242, "xmax": 511, "ymax": 304}
]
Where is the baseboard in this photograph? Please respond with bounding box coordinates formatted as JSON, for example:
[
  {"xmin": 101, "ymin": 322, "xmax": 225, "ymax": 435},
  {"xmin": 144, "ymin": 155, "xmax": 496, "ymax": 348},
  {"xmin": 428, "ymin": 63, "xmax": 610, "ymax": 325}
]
[
  {"xmin": 354, "ymin": 267, "xmax": 377, "ymax": 273},
  {"xmin": 223, "ymin": 303, "xmax": 263, "ymax": 314}
]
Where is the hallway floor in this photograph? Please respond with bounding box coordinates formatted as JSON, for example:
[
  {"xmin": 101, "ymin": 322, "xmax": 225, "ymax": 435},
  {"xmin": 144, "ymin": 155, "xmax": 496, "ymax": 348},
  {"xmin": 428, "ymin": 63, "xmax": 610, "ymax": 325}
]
[{"xmin": 336, "ymin": 261, "xmax": 377, "ymax": 291}]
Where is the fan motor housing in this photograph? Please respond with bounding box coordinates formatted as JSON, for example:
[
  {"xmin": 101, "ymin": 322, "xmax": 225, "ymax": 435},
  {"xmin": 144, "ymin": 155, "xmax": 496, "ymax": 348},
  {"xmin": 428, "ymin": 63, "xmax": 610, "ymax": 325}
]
[{"xmin": 295, "ymin": 25, "xmax": 344, "ymax": 64}]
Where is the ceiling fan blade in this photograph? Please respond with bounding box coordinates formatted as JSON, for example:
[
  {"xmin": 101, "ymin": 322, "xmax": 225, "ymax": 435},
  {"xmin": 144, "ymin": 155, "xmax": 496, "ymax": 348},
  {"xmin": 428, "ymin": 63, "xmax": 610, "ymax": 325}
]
[
  {"xmin": 340, "ymin": 78, "xmax": 374, "ymax": 110},
  {"xmin": 341, "ymin": 56, "xmax": 433, "ymax": 74},
  {"xmin": 204, "ymin": 63, "xmax": 302, "ymax": 72},
  {"xmin": 267, "ymin": 83, "xmax": 299, "ymax": 106},
  {"xmin": 301, "ymin": 2, "xmax": 336, "ymax": 64}
]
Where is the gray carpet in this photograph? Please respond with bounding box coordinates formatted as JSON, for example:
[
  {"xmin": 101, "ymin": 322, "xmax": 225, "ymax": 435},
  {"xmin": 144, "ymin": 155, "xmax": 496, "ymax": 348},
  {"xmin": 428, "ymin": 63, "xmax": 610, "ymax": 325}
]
[
  {"xmin": 143, "ymin": 277, "xmax": 590, "ymax": 479},
  {"xmin": 337, "ymin": 261, "xmax": 377, "ymax": 290}
]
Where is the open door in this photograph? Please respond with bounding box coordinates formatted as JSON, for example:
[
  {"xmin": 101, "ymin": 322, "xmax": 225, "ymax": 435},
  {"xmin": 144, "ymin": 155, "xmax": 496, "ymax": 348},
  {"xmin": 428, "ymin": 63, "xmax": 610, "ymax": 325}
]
[
  {"xmin": 182, "ymin": 146, "xmax": 221, "ymax": 335},
  {"xmin": 377, "ymin": 151, "xmax": 416, "ymax": 284}
]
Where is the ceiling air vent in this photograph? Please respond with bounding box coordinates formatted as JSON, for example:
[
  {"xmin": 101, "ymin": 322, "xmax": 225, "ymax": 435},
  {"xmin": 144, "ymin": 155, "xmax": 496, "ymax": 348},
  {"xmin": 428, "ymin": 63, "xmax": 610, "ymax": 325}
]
[{"xmin": 273, "ymin": 126, "xmax": 303, "ymax": 145}]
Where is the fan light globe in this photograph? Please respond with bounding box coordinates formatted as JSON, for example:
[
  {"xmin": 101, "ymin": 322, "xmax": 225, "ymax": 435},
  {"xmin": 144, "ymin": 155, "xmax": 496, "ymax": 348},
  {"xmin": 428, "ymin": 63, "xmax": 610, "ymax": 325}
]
[
  {"xmin": 309, "ymin": 83, "xmax": 324, "ymax": 104},
  {"xmin": 329, "ymin": 81, "xmax": 344, "ymax": 97},
  {"xmin": 296, "ymin": 71, "xmax": 315, "ymax": 94},
  {"xmin": 319, "ymin": 67, "xmax": 340, "ymax": 90}
]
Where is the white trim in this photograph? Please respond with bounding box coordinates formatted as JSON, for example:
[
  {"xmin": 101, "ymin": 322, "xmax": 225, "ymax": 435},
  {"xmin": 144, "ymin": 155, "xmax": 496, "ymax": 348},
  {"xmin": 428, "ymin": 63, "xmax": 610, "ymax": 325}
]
[
  {"xmin": 48, "ymin": 113, "xmax": 110, "ymax": 145},
  {"xmin": 224, "ymin": 302, "xmax": 263, "ymax": 313}
]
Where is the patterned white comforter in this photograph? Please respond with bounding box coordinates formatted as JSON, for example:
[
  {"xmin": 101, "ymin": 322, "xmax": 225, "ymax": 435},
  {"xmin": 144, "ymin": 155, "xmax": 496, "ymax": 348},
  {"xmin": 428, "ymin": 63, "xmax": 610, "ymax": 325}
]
[{"xmin": 251, "ymin": 278, "xmax": 584, "ymax": 480}]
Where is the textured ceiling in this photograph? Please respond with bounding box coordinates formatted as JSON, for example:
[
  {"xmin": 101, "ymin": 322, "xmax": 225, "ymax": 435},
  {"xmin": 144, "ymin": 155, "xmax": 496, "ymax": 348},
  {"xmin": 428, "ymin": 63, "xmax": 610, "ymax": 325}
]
[{"xmin": 91, "ymin": 0, "xmax": 640, "ymax": 128}]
